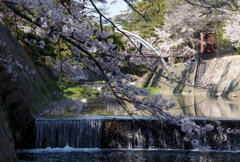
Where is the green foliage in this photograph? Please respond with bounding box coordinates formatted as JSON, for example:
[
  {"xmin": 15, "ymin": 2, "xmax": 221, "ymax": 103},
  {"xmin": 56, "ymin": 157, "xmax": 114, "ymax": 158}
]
[
  {"xmin": 63, "ymin": 87, "xmax": 100, "ymax": 94},
  {"xmin": 121, "ymin": 65, "xmax": 148, "ymax": 76},
  {"xmin": 127, "ymin": 47, "xmax": 137, "ymax": 53},
  {"xmin": 116, "ymin": 0, "xmax": 166, "ymax": 39},
  {"xmin": 55, "ymin": 40, "xmax": 73, "ymax": 61},
  {"xmin": 60, "ymin": 0, "xmax": 71, "ymax": 6},
  {"xmin": 58, "ymin": 86, "xmax": 100, "ymax": 99},
  {"xmin": 146, "ymin": 87, "xmax": 161, "ymax": 95},
  {"xmin": 60, "ymin": 77, "xmax": 78, "ymax": 86},
  {"xmin": 9, "ymin": 26, "xmax": 74, "ymax": 65},
  {"xmin": 216, "ymin": 25, "xmax": 232, "ymax": 47},
  {"xmin": 107, "ymin": 32, "xmax": 126, "ymax": 50},
  {"xmin": 120, "ymin": 54, "xmax": 149, "ymax": 76},
  {"xmin": 236, "ymin": 47, "xmax": 240, "ymax": 55},
  {"xmin": 58, "ymin": 84, "xmax": 67, "ymax": 90},
  {"xmin": 94, "ymin": 80, "xmax": 106, "ymax": 84}
]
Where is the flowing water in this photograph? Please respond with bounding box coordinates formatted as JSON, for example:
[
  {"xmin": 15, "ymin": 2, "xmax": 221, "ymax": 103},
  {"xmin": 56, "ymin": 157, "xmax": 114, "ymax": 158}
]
[
  {"xmin": 35, "ymin": 119, "xmax": 102, "ymax": 148},
  {"xmin": 32, "ymin": 117, "xmax": 240, "ymax": 150}
]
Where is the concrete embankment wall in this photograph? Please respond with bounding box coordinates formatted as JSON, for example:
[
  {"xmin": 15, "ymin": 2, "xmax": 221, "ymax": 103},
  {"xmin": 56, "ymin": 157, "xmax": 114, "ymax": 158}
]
[
  {"xmin": 196, "ymin": 56, "xmax": 240, "ymax": 96},
  {"xmin": 139, "ymin": 55, "xmax": 240, "ymax": 97}
]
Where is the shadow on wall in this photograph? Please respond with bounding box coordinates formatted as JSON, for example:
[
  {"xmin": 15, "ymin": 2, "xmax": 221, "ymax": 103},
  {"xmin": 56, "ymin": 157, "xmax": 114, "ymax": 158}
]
[
  {"xmin": 173, "ymin": 62, "xmax": 196, "ymax": 94},
  {"xmin": 221, "ymin": 79, "xmax": 239, "ymax": 97},
  {"xmin": 150, "ymin": 67, "xmax": 164, "ymax": 87},
  {"xmin": 143, "ymin": 67, "xmax": 158, "ymax": 88},
  {"xmin": 208, "ymin": 61, "xmax": 237, "ymax": 96},
  {"xmin": 194, "ymin": 61, "xmax": 207, "ymax": 86}
]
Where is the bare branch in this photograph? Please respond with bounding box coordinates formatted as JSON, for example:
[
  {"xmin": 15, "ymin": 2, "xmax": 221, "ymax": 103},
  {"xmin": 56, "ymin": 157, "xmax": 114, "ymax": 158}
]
[
  {"xmin": 122, "ymin": 0, "xmax": 149, "ymax": 22},
  {"xmin": 88, "ymin": 0, "xmax": 146, "ymax": 58}
]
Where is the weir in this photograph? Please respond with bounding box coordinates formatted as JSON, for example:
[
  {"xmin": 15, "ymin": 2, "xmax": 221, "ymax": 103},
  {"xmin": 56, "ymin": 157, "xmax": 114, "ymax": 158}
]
[
  {"xmin": 34, "ymin": 117, "xmax": 240, "ymax": 151},
  {"xmin": 35, "ymin": 119, "xmax": 102, "ymax": 148}
]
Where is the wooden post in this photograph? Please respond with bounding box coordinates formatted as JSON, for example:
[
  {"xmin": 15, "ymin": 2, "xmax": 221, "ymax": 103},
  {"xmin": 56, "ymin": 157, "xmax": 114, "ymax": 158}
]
[{"xmin": 200, "ymin": 33, "xmax": 205, "ymax": 53}]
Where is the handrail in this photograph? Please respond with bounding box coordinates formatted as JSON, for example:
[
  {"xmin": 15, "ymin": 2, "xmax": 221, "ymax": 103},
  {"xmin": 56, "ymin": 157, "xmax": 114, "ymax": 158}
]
[{"xmin": 115, "ymin": 29, "xmax": 168, "ymax": 66}]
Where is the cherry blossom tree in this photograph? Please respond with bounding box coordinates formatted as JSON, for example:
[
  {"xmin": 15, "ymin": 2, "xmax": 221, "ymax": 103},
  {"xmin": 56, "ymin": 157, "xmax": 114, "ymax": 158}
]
[
  {"xmin": 223, "ymin": 9, "xmax": 240, "ymax": 47},
  {"xmin": 0, "ymin": 0, "xmax": 239, "ymax": 149},
  {"xmin": 183, "ymin": 0, "xmax": 240, "ymax": 48},
  {"xmin": 184, "ymin": 0, "xmax": 239, "ymax": 8},
  {"xmin": 120, "ymin": 0, "xmax": 239, "ymax": 57},
  {"xmin": 151, "ymin": 1, "xmax": 232, "ymax": 57},
  {"xmin": 0, "ymin": 0, "xmax": 171, "ymax": 119}
]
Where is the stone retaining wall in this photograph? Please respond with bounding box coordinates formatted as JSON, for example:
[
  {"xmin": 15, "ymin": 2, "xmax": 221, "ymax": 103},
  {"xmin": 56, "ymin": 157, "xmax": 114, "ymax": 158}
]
[{"xmin": 138, "ymin": 55, "xmax": 240, "ymax": 96}]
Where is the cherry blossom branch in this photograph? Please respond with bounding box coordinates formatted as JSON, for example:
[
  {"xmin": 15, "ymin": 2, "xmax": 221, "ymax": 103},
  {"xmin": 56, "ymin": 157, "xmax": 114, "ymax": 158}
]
[
  {"xmin": 122, "ymin": 0, "xmax": 149, "ymax": 22},
  {"xmin": 89, "ymin": 0, "xmax": 146, "ymax": 58},
  {"xmin": 3, "ymin": 2, "xmax": 210, "ymax": 94},
  {"xmin": 59, "ymin": 0, "xmax": 83, "ymax": 23},
  {"xmin": 184, "ymin": 0, "xmax": 238, "ymax": 9},
  {"xmin": 62, "ymin": 36, "xmax": 136, "ymax": 119}
]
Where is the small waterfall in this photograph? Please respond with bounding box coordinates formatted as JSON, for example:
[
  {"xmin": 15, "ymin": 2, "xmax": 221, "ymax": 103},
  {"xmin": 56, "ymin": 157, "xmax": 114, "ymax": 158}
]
[
  {"xmin": 35, "ymin": 119, "xmax": 102, "ymax": 148},
  {"xmin": 33, "ymin": 118, "xmax": 240, "ymax": 150}
]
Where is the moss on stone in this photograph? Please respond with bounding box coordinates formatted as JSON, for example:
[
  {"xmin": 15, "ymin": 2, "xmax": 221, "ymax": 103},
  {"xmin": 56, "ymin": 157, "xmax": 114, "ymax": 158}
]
[{"xmin": 63, "ymin": 87, "xmax": 100, "ymax": 94}]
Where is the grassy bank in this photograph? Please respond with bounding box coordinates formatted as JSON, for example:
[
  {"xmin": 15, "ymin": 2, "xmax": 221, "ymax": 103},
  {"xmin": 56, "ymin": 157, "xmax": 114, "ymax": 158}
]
[{"xmin": 58, "ymin": 85, "xmax": 100, "ymax": 99}]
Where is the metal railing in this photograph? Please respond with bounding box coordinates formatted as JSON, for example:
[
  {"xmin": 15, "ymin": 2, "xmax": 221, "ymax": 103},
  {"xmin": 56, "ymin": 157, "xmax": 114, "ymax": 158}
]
[{"xmin": 115, "ymin": 29, "xmax": 168, "ymax": 66}]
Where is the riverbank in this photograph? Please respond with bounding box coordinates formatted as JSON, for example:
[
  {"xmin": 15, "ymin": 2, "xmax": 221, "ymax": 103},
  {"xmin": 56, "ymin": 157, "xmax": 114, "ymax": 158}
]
[{"xmin": 137, "ymin": 55, "xmax": 240, "ymax": 97}]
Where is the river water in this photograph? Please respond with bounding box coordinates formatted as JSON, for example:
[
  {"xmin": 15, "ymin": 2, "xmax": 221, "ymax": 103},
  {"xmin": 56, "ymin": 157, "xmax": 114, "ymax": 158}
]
[
  {"xmin": 17, "ymin": 94, "xmax": 240, "ymax": 161},
  {"xmin": 43, "ymin": 95, "xmax": 240, "ymax": 119},
  {"xmin": 17, "ymin": 148, "xmax": 240, "ymax": 162}
]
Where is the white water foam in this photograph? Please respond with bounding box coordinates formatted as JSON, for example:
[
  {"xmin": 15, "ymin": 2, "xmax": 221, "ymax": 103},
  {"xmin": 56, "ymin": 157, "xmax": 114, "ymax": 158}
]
[{"xmin": 16, "ymin": 144, "xmax": 240, "ymax": 154}]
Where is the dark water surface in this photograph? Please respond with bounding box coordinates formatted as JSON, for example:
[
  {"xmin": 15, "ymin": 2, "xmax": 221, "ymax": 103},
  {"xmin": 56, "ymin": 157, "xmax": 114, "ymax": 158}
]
[{"xmin": 17, "ymin": 148, "xmax": 240, "ymax": 162}]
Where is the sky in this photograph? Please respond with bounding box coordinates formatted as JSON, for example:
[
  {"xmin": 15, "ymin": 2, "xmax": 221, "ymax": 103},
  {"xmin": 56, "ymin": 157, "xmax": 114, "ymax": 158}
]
[{"xmin": 97, "ymin": 0, "xmax": 128, "ymax": 18}]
